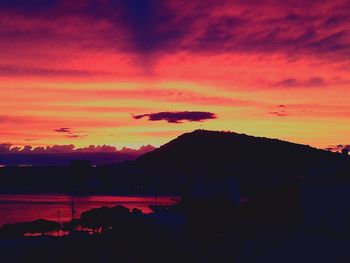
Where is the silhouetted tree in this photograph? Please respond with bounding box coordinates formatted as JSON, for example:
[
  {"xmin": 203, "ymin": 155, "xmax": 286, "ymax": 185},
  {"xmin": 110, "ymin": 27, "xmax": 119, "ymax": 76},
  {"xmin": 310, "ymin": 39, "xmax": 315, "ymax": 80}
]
[
  {"xmin": 80, "ymin": 205, "xmax": 130, "ymax": 234},
  {"xmin": 0, "ymin": 219, "xmax": 60, "ymax": 237}
]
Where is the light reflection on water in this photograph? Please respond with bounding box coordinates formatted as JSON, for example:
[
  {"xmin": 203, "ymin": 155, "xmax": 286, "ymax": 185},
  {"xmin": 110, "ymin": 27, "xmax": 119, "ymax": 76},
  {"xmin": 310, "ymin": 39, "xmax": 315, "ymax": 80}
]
[{"xmin": 0, "ymin": 194, "xmax": 179, "ymax": 227}]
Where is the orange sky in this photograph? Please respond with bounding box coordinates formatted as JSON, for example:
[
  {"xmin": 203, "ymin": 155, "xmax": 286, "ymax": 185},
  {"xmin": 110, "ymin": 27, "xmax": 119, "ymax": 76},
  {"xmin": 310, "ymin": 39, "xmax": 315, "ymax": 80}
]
[{"xmin": 0, "ymin": 0, "xmax": 349, "ymax": 149}]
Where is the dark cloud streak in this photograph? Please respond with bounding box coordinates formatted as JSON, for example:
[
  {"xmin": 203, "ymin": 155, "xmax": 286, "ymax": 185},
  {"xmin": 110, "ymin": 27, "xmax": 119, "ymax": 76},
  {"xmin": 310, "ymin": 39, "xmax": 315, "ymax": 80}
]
[
  {"xmin": 133, "ymin": 111, "xmax": 217, "ymax": 123},
  {"xmin": 54, "ymin": 127, "xmax": 71, "ymax": 133},
  {"xmin": 0, "ymin": 65, "xmax": 109, "ymax": 77},
  {"xmin": 54, "ymin": 127, "xmax": 84, "ymax": 139},
  {"xmin": 273, "ymin": 77, "xmax": 326, "ymax": 88}
]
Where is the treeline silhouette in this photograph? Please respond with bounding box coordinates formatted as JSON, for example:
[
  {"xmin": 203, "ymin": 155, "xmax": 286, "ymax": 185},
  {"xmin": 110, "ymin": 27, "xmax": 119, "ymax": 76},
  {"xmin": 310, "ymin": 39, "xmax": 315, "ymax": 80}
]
[{"xmin": 0, "ymin": 219, "xmax": 60, "ymax": 237}]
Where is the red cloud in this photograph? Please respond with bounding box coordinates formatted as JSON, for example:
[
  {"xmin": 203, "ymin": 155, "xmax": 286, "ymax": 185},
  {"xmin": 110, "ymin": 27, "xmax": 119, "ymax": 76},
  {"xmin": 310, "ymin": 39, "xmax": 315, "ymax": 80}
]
[{"xmin": 325, "ymin": 144, "xmax": 350, "ymax": 152}]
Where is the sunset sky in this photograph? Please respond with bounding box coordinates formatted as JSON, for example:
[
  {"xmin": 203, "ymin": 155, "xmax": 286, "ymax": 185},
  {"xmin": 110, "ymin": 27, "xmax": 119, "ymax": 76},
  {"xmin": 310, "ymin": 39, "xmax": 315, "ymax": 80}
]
[{"xmin": 0, "ymin": 0, "xmax": 349, "ymax": 150}]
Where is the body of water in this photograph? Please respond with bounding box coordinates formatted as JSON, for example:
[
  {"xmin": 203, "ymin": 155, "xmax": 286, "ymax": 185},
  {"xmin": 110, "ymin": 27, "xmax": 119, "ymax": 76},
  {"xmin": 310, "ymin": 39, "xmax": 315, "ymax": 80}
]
[{"xmin": 0, "ymin": 194, "xmax": 178, "ymax": 227}]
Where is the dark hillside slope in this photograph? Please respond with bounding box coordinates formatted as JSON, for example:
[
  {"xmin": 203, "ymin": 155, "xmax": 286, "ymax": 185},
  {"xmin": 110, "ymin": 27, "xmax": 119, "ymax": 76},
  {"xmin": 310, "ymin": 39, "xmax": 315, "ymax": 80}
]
[{"xmin": 134, "ymin": 130, "xmax": 347, "ymax": 184}]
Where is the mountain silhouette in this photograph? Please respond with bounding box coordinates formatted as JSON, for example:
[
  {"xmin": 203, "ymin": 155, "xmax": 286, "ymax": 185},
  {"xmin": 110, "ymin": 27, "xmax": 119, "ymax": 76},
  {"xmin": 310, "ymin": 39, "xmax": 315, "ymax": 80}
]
[
  {"xmin": 0, "ymin": 129, "xmax": 348, "ymax": 195},
  {"xmin": 132, "ymin": 130, "xmax": 348, "ymax": 191}
]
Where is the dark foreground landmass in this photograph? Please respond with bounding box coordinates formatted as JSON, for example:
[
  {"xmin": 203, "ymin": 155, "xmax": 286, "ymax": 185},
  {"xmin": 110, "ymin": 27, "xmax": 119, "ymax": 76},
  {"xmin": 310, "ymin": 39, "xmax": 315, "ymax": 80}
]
[
  {"xmin": 1, "ymin": 197, "xmax": 350, "ymax": 263},
  {"xmin": 1, "ymin": 130, "xmax": 350, "ymax": 262},
  {"xmin": 2, "ymin": 228, "xmax": 350, "ymax": 263}
]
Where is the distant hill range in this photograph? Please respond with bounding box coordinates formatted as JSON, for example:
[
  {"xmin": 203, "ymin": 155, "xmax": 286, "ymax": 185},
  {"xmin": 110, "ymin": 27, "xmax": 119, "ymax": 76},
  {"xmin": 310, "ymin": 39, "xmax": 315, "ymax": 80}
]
[{"xmin": 0, "ymin": 145, "xmax": 155, "ymax": 166}]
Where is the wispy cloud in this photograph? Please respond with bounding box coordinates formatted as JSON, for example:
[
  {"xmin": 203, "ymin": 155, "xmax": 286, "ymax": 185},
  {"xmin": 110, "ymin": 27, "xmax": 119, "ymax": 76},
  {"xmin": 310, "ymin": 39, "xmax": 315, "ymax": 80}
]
[
  {"xmin": 273, "ymin": 77, "xmax": 327, "ymax": 88},
  {"xmin": 0, "ymin": 65, "xmax": 110, "ymax": 77},
  {"xmin": 1, "ymin": 0, "xmax": 350, "ymax": 64},
  {"xmin": 54, "ymin": 127, "xmax": 83, "ymax": 139},
  {"xmin": 269, "ymin": 104, "xmax": 288, "ymax": 117}
]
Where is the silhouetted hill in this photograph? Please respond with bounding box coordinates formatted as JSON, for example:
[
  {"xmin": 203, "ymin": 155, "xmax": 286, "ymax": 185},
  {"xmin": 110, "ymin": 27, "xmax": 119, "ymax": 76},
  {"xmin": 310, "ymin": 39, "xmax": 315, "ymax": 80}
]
[
  {"xmin": 1, "ymin": 130, "xmax": 348, "ymax": 195},
  {"xmin": 134, "ymin": 130, "xmax": 348, "ymax": 185}
]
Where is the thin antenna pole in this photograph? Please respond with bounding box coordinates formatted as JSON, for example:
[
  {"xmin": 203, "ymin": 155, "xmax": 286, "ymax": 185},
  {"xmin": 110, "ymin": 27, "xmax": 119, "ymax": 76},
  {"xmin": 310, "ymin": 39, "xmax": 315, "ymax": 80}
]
[
  {"xmin": 71, "ymin": 195, "xmax": 75, "ymax": 232},
  {"xmin": 57, "ymin": 211, "xmax": 61, "ymax": 237}
]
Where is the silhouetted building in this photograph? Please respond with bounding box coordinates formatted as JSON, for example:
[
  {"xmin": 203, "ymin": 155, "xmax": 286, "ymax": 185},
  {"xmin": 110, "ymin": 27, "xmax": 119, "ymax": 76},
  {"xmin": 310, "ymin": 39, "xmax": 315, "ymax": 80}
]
[{"xmin": 342, "ymin": 148, "xmax": 349, "ymax": 156}]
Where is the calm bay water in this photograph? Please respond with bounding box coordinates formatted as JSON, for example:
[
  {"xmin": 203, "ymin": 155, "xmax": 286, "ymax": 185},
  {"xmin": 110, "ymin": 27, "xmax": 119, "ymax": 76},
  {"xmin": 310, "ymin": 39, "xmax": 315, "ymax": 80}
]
[{"xmin": 0, "ymin": 194, "xmax": 178, "ymax": 227}]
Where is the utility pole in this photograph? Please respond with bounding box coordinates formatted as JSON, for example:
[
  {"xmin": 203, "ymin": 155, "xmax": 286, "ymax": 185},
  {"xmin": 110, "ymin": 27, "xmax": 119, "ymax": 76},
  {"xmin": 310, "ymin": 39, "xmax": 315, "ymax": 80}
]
[
  {"xmin": 57, "ymin": 211, "xmax": 61, "ymax": 237},
  {"xmin": 71, "ymin": 195, "xmax": 75, "ymax": 229}
]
